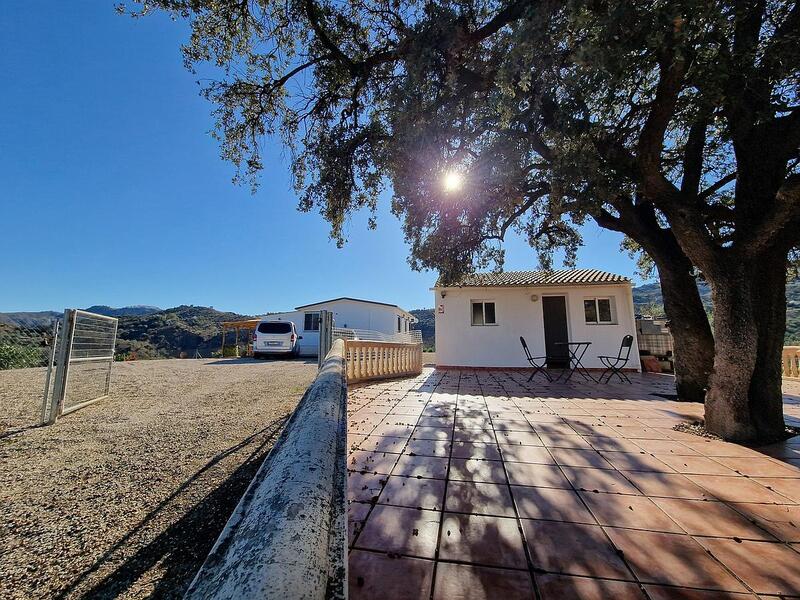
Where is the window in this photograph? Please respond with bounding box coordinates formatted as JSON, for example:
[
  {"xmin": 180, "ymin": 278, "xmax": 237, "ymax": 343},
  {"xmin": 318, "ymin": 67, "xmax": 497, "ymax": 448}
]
[
  {"xmin": 397, "ymin": 316, "xmax": 402, "ymax": 333},
  {"xmin": 584, "ymin": 298, "xmax": 614, "ymax": 324},
  {"xmin": 257, "ymin": 322, "xmax": 292, "ymax": 334},
  {"xmin": 304, "ymin": 312, "xmax": 320, "ymax": 331},
  {"xmin": 471, "ymin": 301, "xmax": 497, "ymax": 326}
]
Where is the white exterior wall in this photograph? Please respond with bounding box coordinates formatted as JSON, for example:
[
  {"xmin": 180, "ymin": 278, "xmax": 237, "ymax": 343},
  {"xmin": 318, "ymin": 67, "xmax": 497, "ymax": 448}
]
[
  {"xmin": 434, "ymin": 284, "xmax": 641, "ymax": 370},
  {"xmin": 270, "ymin": 299, "xmax": 416, "ymax": 357}
]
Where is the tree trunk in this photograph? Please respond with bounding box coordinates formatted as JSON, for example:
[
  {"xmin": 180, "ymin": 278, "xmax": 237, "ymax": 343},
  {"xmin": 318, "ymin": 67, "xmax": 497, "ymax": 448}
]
[
  {"xmin": 704, "ymin": 257, "xmax": 786, "ymax": 443},
  {"xmin": 654, "ymin": 257, "xmax": 714, "ymax": 403}
]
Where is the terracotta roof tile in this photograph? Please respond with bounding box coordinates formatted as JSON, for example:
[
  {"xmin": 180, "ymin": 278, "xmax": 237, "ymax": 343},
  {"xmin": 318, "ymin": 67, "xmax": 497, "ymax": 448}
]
[{"xmin": 438, "ymin": 269, "xmax": 630, "ymax": 288}]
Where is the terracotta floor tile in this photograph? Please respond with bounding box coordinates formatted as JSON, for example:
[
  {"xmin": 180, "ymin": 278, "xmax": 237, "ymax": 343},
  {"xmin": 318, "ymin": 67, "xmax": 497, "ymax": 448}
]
[
  {"xmin": 371, "ymin": 423, "xmax": 414, "ymax": 438},
  {"xmin": 451, "ymin": 441, "xmax": 501, "ymax": 460},
  {"xmin": 445, "ymin": 481, "xmax": 516, "ymax": 517},
  {"xmin": 511, "ymin": 486, "xmax": 596, "ymax": 524},
  {"xmin": 393, "ymin": 455, "xmax": 449, "ymax": 479},
  {"xmin": 498, "ymin": 444, "xmax": 555, "ymax": 464},
  {"xmin": 537, "ymin": 433, "xmax": 593, "ymax": 448},
  {"xmin": 604, "ymin": 528, "xmax": 747, "ymax": 591},
  {"xmin": 600, "ymin": 451, "xmax": 675, "ymax": 473},
  {"xmin": 580, "ymin": 492, "xmax": 684, "ymax": 533},
  {"xmin": 348, "ymin": 471, "xmax": 387, "ymax": 502},
  {"xmin": 655, "ymin": 455, "xmax": 737, "ymax": 475},
  {"xmin": 439, "ymin": 513, "xmax": 527, "ymax": 569},
  {"xmin": 348, "ymin": 450, "xmax": 401, "ymax": 474},
  {"xmin": 492, "ymin": 419, "xmax": 536, "ymax": 433},
  {"xmin": 633, "ymin": 439, "xmax": 699, "ymax": 455},
  {"xmin": 584, "ymin": 437, "xmax": 644, "ymax": 452},
  {"xmin": 505, "ymin": 462, "xmax": 572, "ymax": 488},
  {"xmin": 405, "ymin": 438, "xmax": 451, "ymax": 458},
  {"xmin": 560, "ymin": 467, "xmax": 640, "ymax": 494},
  {"xmin": 754, "ymin": 476, "xmax": 800, "ymax": 502},
  {"xmin": 680, "ymin": 440, "xmax": 763, "ymax": 457},
  {"xmin": 349, "ymin": 502, "xmax": 372, "ymax": 544},
  {"xmin": 432, "ymin": 563, "xmax": 533, "ymax": 600},
  {"xmin": 413, "ymin": 426, "xmax": 453, "ymax": 441},
  {"xmin": 536, "ymin": 574, "xmax": 646, "ymax": 600},
  {"xmin": 713, "ymin": 456, "xmax": 800, "ymax": 478},
  {"xmin": 549, "ymin": 448, "xmax": 613, "ymax": 469},
  {"xmin": 453, "ymin": 429, "xmax": 496, "ymax": 444},
  {"xmin": 496, "ymin": 431, "xmax": 544, "ymax": 446},
  {"xmin": 356, "ymin": 434, "xmax": 407, "ymax": 454},
  {"xmin": 652, "ymin": 498, "xmax": 775, "ymax": 540},
  {"xmin": 417, "ymin": 416, "xmax": 453, "ymax": 428},
  {"xmin": 355, "ymin": 505, "xmax": 440, "ymax": 558},
  {"xmin": 687, "ymin": 474, "xmax": 789, "ymax": 503},
  {"xmin": 643, "ymin": 585, "xmax": 757, "ymax": 599},
  {"xmin": 449, "ymin": 458, "xmax": 507, "ymax": 484},
  {"xmin": 698, "ymin": 537, "xmax": 800, "ymax": 595},
  {"xmin": 349, "ymin": 550, "xmax": 434, "ymax": 600},
  {"xmin": 730, "ymin": 502, "xmax": 800, "ymax": 542},
  {"xmin": 522, "ymin": 519, "xmax": 633, "ymax": 579},
  {"xmin": 379, "ymin": 475, "xmax": 446, "ymax": 510},
  {"xmin": 624, "ymin": 471, "xmax": 714, "ymax": 499}
]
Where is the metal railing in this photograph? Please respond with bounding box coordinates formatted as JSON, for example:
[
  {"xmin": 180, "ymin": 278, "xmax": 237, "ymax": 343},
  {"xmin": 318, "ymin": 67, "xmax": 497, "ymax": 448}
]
[
  {"xmin": 783, "ymin": 346, "xmax": 800, "ymax": 379},
  {"xmin": 332, "ymin": 327, "xmax": 422, "ymax": 345},
  {"xmin": 185, "ymin": 339, "xmax": 347, "ymax": 600}
]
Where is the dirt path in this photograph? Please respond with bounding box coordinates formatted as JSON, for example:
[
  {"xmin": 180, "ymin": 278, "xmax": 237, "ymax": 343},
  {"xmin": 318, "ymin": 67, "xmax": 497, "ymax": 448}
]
[{"xmin": 0, "ymin": 358, "xmax": 317, "ymax": 599}]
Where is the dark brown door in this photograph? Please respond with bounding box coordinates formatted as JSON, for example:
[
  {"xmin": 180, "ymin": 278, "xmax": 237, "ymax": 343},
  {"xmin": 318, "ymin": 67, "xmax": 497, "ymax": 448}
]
[{"xmin": 542, "ymin": 296, "xmax": 569, "ymax": 368}]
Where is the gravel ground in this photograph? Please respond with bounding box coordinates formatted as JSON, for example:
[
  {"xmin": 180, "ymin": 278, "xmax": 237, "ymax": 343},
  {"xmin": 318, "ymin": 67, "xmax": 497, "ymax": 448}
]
[{"xmin": 0, "ymin": 357, "xmax": 317, "ymax": 599}]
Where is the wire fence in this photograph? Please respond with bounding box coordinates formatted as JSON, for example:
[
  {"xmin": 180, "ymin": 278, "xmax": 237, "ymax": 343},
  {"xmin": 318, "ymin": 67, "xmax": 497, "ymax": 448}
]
[{"xmin": 0, "ymin": 319, "xmax": 61, "ymax": 433}]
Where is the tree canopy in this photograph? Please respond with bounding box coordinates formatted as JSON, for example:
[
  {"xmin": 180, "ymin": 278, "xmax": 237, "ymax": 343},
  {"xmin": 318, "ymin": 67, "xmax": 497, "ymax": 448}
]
[{"xmin": 132, "ymin": 0, "xmax": 800, "ymax": 441}]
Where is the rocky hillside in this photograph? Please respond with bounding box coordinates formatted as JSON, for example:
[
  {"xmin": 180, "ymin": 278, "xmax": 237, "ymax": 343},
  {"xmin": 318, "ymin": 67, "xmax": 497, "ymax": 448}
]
[
  {"xmin": 410, "ymin": 308, "xmax": 435, "ymax": 349},
  {"xmin": 115, "ymin": 305, "xmax": 251, "ymax": 359}
]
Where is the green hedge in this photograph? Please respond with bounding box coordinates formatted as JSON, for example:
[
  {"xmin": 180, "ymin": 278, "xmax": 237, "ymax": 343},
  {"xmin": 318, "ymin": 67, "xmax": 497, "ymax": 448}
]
[{"xmin": 0, "ymin": 344, "xmax": 47, "ymax": 370}]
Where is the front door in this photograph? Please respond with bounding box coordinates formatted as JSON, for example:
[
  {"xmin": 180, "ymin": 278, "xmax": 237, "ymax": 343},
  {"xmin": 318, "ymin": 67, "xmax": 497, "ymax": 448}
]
[{"xmin": 542, "ymin": 296, "xmax": 569, "ymax": 369}]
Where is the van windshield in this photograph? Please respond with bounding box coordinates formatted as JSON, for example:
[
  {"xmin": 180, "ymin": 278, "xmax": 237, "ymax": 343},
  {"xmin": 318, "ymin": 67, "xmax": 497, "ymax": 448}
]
[{"xmin": 257, "ymin": 322, "xmax": 292, "ymax": 334}]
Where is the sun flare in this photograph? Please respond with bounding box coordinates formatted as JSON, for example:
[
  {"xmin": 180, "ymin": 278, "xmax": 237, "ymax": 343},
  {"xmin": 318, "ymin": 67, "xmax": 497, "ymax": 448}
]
[{"xmin": 442, "ymin": 171, "xmax": 464, "ymax": 192}]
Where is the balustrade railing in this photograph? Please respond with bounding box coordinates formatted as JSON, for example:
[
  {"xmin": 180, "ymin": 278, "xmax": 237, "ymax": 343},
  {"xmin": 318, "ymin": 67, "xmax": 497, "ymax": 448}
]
[
  {"xmin": 783, "ymin": 346, "xmax": 800, "ymax": 379},
  {"xmin": 344, "ymin": 340, "xmax": 423, "ymax": 383}
]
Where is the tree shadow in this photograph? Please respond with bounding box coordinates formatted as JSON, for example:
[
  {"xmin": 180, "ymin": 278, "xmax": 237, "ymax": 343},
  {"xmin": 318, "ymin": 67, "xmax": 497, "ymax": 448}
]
[{"xmin": 55, "ymin": 415, "xmax": 289, "ymax": 600}]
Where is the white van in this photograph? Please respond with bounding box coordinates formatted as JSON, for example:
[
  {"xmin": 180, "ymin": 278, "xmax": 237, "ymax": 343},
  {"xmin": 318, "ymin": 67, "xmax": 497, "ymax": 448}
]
[{"xmin": 252, "ymin": 320, "xmax": 302, "ymax": 358}]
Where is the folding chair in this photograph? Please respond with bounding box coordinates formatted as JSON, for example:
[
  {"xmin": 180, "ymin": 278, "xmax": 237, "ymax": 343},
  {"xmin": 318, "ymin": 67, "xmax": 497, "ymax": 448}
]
[
  {"xmin": 520, "ymin": 336, "xmax": 552, "ymax": 382},
  {"xmin": 598, "ymin": 335, "xmax": 635, "ymax": 383}
]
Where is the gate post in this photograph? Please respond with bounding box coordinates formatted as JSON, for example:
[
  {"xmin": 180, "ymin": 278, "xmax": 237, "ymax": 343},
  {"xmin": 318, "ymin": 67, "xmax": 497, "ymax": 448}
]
[
  {"xmin": 318, "ymin": 310, "xmax": 333, "ymax": 367},
  {"xmin": 46, "ymin": 309, "xmax": 76, "ymax": 425}
]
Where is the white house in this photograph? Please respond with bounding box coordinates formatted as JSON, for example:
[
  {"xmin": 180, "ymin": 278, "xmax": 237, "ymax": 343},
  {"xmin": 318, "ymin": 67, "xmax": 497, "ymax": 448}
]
[
  {"xmin": 269, "ymin": 297, "xmax": 418, "ymax": 356},
  {"xmin": 434, "ymin": 269, "xmax": 641, "ymax": 371}
]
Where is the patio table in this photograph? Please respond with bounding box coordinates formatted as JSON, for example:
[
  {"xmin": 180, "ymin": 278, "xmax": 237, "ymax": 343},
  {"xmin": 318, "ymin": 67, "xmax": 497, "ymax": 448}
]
[{"xmin": 554, "ymin": 341, "xmax": 597, "ymax": 383}]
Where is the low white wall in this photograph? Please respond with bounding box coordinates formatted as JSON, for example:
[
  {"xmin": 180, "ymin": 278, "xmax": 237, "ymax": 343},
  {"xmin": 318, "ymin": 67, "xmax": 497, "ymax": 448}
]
[{"xmin": 434, "ymin": 284, "xmax": 641, "ymax": 370}]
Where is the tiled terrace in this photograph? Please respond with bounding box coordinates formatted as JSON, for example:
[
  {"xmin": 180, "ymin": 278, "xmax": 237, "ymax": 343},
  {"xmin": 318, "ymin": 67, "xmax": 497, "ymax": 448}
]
[{"xmin": 347, "ymin": 371, "xmax": 800, "ymax": 600}]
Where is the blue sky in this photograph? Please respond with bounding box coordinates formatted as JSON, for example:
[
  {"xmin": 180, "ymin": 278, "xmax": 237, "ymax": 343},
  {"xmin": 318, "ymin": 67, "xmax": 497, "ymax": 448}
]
[{"xmin": 0, "ymin": 2, "xmax": 646, "ymax": 315}]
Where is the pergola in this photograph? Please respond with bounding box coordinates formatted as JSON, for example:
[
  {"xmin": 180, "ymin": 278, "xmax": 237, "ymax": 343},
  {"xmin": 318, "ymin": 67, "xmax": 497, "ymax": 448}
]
[{"xmin": 220, "ymin": 319, "xmax": 261, "ymax": 357}]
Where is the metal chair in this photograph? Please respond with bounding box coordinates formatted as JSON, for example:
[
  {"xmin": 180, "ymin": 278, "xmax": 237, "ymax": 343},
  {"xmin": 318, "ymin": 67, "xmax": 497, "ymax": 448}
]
[
  {"xmin": 598, "ymin": 335, "xmax": 635, "ymax": 383},
  {"xmin": 520, "ymin": 336, "xmax": 552, "ymax": 382}
]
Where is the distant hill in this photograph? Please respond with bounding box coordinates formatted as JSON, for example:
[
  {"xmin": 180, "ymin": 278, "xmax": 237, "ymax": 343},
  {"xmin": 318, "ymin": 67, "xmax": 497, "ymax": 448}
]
[
  {"xmin": 84, "ymin": 305, "xmax": 161, "ymax": 318},
  {"xmin": 410, "ymin": 308, "xmax": 435, "ymax": 349},
  {"xmin": 115, "ymin": 305, "xmax": 251, "ymax": 359}
]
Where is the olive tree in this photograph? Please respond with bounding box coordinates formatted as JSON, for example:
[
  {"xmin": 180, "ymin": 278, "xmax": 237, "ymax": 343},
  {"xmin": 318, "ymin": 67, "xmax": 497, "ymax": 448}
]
[{"xmin": 130, "ymin": 0, "xmax": 800, "ymax": 442}]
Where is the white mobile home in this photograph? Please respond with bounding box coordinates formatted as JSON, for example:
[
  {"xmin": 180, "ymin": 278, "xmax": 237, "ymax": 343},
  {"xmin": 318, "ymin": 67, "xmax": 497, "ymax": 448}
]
[
  {"xmin": 434, "ymin": 269, "xmax": 641, "ymax": 371},
  {"xmin": 269, "ymin": 297, "xmax": 418, "ymax": 356}
]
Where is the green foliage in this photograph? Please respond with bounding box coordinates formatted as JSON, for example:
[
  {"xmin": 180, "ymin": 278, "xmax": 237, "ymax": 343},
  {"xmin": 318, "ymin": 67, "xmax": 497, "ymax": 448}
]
[{"xmin": 0, "ymin": 344, "xmax": 46, "ymax": 370}]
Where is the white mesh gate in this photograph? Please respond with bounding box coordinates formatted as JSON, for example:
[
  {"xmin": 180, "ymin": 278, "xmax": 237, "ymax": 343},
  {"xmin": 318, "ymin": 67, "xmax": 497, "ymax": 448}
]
[{"xmin": 41, "ymin": 309, "xmax": 118, "ymax": 425}]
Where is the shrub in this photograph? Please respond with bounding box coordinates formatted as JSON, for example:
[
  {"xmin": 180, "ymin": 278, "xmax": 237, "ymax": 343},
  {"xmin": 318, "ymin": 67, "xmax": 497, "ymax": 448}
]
[{"xmin": 0, "ymin": 344, "xmax": 46, "ymax": 370}]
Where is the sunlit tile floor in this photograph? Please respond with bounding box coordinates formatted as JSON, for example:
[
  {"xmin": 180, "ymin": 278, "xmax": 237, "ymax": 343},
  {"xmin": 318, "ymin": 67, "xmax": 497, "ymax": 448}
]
[{"xmin": 347, "ymin": 370, "xmax": 800, "ymax": 600}]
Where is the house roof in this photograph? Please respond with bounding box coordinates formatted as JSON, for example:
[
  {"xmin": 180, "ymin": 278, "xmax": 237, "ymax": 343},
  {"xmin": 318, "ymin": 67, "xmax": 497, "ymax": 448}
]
[
  {"xmin": 436, "ymin": 269, "xmax": 630, "ymax": 288},
  {"xmin": 293, "ymin": 297, "xmax": 418, "ymax": 322}
]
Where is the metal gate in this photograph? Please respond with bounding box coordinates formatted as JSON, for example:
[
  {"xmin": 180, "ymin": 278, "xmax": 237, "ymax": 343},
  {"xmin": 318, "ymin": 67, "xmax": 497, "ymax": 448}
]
[{"xmin": 41, "ymin": 309, "xmax": 118, "ymax": 425}]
